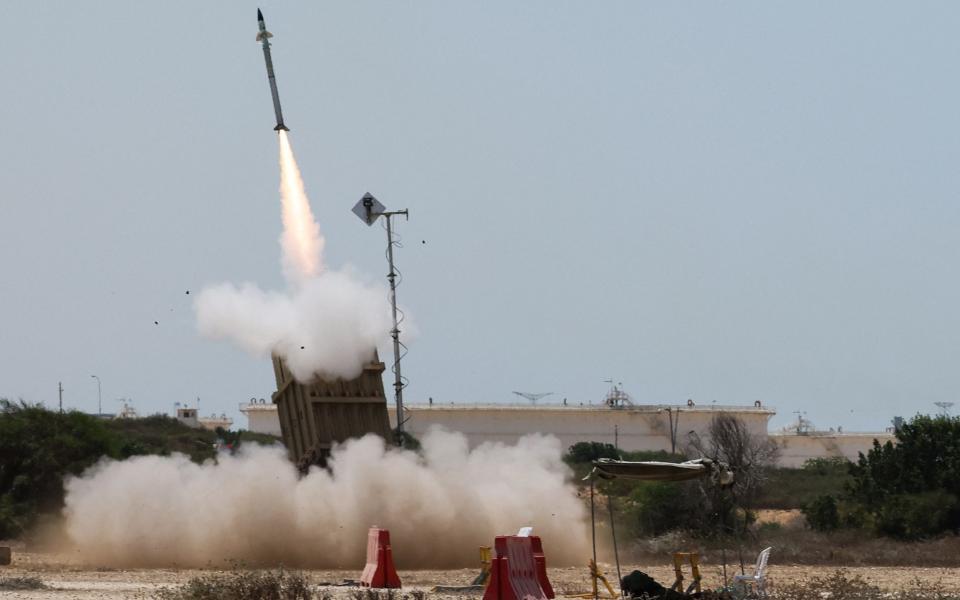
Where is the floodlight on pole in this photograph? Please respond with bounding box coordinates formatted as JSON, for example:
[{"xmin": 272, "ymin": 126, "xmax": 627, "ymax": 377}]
[
  {"xmin": 935, "ymin": 401, "xmax": 954, "ymax": 416},
  {"xmin": 352, "ymin": 192, "xmax": 410, "ymax": 445}
]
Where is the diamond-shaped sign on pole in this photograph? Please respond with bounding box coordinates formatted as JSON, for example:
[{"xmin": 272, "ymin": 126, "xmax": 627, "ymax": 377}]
[{"xmin": 352, "ymin": 193, "xmax": 386, "ymax": 226}]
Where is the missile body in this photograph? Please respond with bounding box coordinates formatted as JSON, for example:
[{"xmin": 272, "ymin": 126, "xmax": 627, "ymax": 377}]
[{"xmin": 257, "ymin": 9, "xmax": 289, "ymax": 132}]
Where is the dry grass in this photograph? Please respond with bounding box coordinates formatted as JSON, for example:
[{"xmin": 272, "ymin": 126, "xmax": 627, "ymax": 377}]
[
  {"xmin": 624, "ymin": 528, "xmax": 960, "ymax": 567},
  {"xmin": 770, "ymin": 569, "xmax": 958, "ymax": 600},
  {"xmin": 0, "ymin": 575, "xmax": 46, "ymax": 590},
  {"xmin": 348, "ymin": 590, "xmax": 426, "ymax": 600},
  {"xmin": 152, "ymin": 572, "xmax": 432, "ymax": 600},
  {"xmin": 153, "ymin": 569, "xmax": 315, "ymax": 600}
]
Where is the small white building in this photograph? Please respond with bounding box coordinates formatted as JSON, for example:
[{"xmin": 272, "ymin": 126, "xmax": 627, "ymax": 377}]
[
  {"xmin": 176, "ymin": 407, "xmax": 200, "ymax": 428},
  {"xmin": 198, "ymin": 413, "xmax": 233, "ymax": 431},
  {"xmin": 176, "ymin": 407, "xmax": 233, "ymax": 432},
  {"xmin": 238, "ymin": 398, "xmax": 283, "ymax": 436}
]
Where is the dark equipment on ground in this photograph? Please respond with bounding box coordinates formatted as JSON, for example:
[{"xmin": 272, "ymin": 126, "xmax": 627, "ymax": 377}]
[
  {"xmin": 271, "ymin": 353, "xmax": 393, "ymax": 471},
  {"xmin": 621, "ymin": 570, "xmax": 691, "ymax": 600}
]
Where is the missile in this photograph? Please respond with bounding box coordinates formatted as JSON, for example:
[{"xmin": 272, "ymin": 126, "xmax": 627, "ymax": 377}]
[{"xmin": 257, "ymin": 9, "xmax": 289, "ymax": 132}]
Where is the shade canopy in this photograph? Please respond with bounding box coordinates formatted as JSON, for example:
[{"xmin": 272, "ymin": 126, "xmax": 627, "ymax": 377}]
[{"xmin": 590, "ymin": 457, "xmax": 735, "ymax": 485}]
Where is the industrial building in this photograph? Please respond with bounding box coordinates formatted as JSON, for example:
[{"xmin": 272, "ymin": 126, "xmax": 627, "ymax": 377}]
[{"xmin": 240, "ymin": 395, "xmax": 893, "ymax": 467}]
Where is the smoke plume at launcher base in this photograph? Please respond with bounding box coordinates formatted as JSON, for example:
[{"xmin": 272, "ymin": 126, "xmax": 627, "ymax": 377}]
[{"xmin": 63, "ymin": 429, "xmax": 590, "ymax": 568}]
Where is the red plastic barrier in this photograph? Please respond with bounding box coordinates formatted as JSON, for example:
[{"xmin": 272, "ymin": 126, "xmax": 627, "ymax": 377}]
[
  {"xmin": 483, "ymin": 536, "xmax": 549, "ymax": 600},
  {"xmin": 360, "ymin": 527, "xmax": 402, "ymax": 589},
  {"xmin": 529, "ymin": 536, "xmax": 555, "ymax": 599}
]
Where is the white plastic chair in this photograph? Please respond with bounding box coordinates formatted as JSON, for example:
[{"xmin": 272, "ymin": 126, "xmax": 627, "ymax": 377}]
[{"xmin": 733, "ymin": 547, "xmax": 772, "ymax": 599}]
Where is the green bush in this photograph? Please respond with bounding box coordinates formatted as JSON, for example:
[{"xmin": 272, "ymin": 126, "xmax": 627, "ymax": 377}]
[
  {"xmin": 0, "ymin": 401, "xmax": 277, "ymax": 539},
  {"xmin": 847, "ymin": 415, "xmax": 960, "ymax": 539},
  {"xmin": 802, "ymin": 494, "xmax": 840, "ymax": 531},
  {"xmin": 757, "ymin": 461, "xmax": 851, "ymax": 510},
  {"xmin": 0, "ymin": 400, "xmax": 124, "ymax": 538},
  {"xmin": 107, "ymin": 415, "xmax": 218, "ymax": 462},
  {"xmin": 803, "ymin": 456, "xmax": 851, "ymax": 475},
  {"xmin": 874, "ymin": 491, "xmax": 958, "ymax": 540},
  {"xmin": 625, "ymin": 481, "xmax": 690, "ymax": 536},
  {"xmin": 565, "ymin": 441, "xmax": 621, "ymax": 463}
]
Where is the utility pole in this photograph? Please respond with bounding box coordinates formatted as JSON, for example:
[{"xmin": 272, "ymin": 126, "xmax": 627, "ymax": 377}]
[
  {"xmin": 353, "ymin": 193, "xmax": 410, "ymax": 445},
  {"xmin": 666, "ymin": 406, "xmax": 680, "ymax": 454},
  {"xmin": 90, "ymin": 375, "xmax": 101, "ymax": 416},
  {"xmin": 58, "ymin": 382, "xmax": 63, "ymax": 414},
  {"xmin": 934, "ymin": 402, "xmax": 954, "ymax": 417}
]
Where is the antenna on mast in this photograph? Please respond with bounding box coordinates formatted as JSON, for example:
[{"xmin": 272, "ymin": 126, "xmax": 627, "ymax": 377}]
[
  {"xmin": 603, "ymin": 379, "xmax": 633, "ymax": 408},
  {"xmin": 934, "ymin": 401, "xmax": 954, "ymax": 416},
  {"xmin": 512, "ymin": 391, "xmax": 554, "ymax": 405},
  {"xmin": 353, "ymin": 193, "xmax": 410, "ymax": 446}
]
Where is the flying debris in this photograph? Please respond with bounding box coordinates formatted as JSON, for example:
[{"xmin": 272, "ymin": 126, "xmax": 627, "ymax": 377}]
[{"xmin": 256, "ymin": 9, "xmax": 289, "ymax": 132}]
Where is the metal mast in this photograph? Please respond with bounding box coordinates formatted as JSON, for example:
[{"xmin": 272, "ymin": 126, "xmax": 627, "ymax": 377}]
[{"xmin": 353, "ymin": 193, "xmax": 410, "ymax": 444}]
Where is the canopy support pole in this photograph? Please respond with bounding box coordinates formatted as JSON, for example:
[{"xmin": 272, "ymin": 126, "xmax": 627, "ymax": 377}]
[
  {"xmin": 607, "ymin": 492, "xmax": 623, "ymax": 597},
  {"xmin": 590, "ymin": 478, "xmax": 598, "ymax": 600}
]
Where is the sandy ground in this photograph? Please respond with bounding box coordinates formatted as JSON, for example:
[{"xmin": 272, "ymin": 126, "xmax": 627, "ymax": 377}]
[
  {"xmin": 753, "ymin": 510, "xmax": 804, "ymax": 530},
  {"xmin": 3, "ymin": 552, "xmax": 960, "ymax": 599}
]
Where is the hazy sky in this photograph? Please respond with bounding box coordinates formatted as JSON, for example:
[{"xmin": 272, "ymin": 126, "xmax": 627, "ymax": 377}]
[{"xmin": 2, "ymin": 2, "xmax": 958, "ymax": 432}]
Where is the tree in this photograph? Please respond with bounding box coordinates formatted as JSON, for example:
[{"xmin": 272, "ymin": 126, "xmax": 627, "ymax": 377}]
[
  {"xmin": 687, "ymin": 414, "xmax": 780, "ymax": 507},
  {"xmin": 685, "ymin": 414, "xmax": 780, "ymax": 535},
  {"xmin": 847, "ymin": 414, "xmax": 960, "ymax": 539}
]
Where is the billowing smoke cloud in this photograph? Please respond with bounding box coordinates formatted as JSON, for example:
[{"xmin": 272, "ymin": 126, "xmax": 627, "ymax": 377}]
[
  {"xmin": 195, "ymin": 130, "xmax": 392, "ymax": 382},
  {"xmin": 63, "ymin": 430, "xmax": 589, "ymax": 568},
  {"xmin": 195, "ymin": 270, "xmax": 390, "ymax": 382}
]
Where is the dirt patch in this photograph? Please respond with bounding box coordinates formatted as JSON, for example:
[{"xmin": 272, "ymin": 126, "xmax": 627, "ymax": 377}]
[
  {"xmin": 4, "ymin": 552, "xmax": 960, "ymax": 600},
  {"xmin": 754, "ymin": 509, "xmax": 804, "ymax": 530}
]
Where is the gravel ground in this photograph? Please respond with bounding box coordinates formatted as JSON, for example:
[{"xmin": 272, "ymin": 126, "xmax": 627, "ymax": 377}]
[{"xmin": 2, "ymin": 552, "xmax": 960, "ymax": 599}]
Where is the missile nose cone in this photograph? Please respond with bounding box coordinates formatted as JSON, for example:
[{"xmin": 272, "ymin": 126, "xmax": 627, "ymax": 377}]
[{"xmin": 257, "ymin": 8, "xmax": 264, "ymax": 22}]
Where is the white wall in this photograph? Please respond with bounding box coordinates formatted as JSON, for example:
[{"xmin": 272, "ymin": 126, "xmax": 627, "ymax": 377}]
[
  {"xmin": 239, "ymin": 402, "xmax": 893, "ymax": 467},
  {"xmin": 390, "ymin": 404, "xmax": 773, "ymax": 455},
  {"xmin": 772, "ymin": 432, "xmax": 895, "ymax": 467}
]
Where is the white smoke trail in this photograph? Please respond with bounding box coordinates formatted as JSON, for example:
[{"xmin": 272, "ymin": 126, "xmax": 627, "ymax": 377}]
[
  {"xmin": 195, "ymin": 132, "xmax": 392, "ymax": 382},
  {"xmin": 63, "ymin": 430, "xmax": 589, "ymax": 568},
  {"xmin": 278, "ymin": 130, "xmax": 323, "ymax": 283}
]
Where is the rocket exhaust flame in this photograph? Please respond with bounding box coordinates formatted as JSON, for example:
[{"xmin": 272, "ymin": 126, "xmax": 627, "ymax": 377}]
[{"xmin": 278, "ymin": 131, "xmax": 323, "ymax": 283}]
